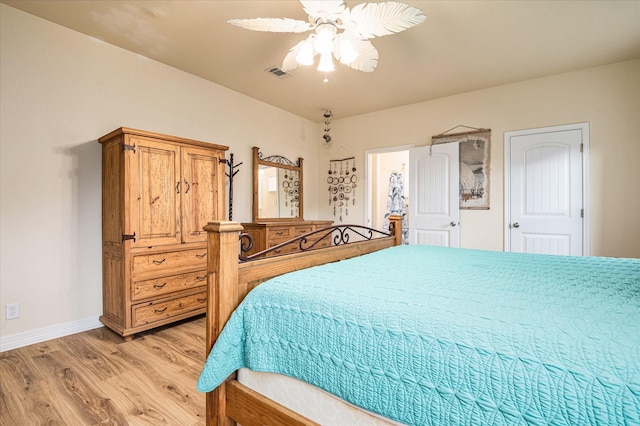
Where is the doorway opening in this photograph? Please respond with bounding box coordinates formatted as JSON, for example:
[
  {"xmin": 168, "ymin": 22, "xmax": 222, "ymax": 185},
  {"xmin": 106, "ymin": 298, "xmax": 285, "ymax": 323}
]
[{"xmin": 365, "ymin": 146, "xmax": 411, "ymax": 231}]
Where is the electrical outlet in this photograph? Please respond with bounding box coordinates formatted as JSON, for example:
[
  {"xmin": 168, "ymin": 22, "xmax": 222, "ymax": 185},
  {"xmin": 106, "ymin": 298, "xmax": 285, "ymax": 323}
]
[{"xmin": 6, "ymin": 303, "xmax": 19, "ymax": 320}]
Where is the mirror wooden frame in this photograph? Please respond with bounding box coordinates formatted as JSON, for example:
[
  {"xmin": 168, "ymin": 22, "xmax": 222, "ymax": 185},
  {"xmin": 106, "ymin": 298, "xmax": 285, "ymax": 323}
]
[{"xmin": 252, "ymin": 146, "xmax": 304, "ymax": 222}]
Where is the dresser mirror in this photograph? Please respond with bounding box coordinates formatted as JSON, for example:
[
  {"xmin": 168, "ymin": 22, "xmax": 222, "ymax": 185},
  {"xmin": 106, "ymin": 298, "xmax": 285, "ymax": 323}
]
[{"xmin": 252, "ymin": 146, "xmax": 304, "ymax": 221}]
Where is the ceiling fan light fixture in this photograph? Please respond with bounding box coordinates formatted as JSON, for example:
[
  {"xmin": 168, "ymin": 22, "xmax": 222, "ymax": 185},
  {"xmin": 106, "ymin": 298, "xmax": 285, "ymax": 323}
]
[
  {"xmin": 317, "ymin": 52, "xmax": 335, "ymax": 72},
  {"xmin": 296, "ymin": 39, "xmax": 315, "ymax": 65},
  {"xmin": 228, "ymin": 1, "xmax": 426, "ymax": 77},
  {"xmin": 313, "ymin": 24, "xmax": 336, "ymax": 54},
  {"xmin": 338, "ymin": 38, "xmax": 358, "ymax": 64}
]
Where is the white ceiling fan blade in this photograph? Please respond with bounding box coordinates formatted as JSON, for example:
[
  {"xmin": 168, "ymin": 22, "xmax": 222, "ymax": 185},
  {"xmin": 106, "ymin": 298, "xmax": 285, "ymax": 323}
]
[
  {"xmin": 281, "ymin": 42, "xmax": 302, "ymax": 72},
  {"xmin": 345, "ymin": 39, "xmax": 378, "ymax": 72},
  {"xmin": 300, "ymin": 1, "xmax": 346, "ymax": 20},
  {"xmin": 348, "ymin": 1, "xmax": 426, "ymax": 38},
  {"xmin": 228, "ymin": 18, "xmax": 313, "ymax": 33}
]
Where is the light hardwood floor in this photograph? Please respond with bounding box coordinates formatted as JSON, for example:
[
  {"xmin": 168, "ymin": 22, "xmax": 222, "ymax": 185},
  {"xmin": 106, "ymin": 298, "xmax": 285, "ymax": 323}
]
[{"xmin": 0, "ymin": 316, "xmax": 207, "ymax": 425}]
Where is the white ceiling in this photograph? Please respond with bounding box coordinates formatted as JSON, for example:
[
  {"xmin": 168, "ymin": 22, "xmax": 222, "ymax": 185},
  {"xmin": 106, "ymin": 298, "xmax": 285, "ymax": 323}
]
[{"xmin": 3, "ymin": 0, "xmax": 640, "ymax": 122}]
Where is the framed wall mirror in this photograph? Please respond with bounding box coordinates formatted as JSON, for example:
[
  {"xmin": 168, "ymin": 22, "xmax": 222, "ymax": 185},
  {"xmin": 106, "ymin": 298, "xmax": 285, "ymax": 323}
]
[{"xmin": 252, "ymin": 146, "xmax": 304, "ymax": 221}]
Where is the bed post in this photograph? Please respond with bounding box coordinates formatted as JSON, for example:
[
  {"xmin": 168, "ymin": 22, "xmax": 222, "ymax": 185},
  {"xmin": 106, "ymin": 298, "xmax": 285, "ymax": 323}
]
[
  {"xmin": 388, "ymin": 215, "xmax": 403, "ymax": 246},
  {"xmin": 204, "ymin": 220, "xmax": 244, "ymax": 426}
]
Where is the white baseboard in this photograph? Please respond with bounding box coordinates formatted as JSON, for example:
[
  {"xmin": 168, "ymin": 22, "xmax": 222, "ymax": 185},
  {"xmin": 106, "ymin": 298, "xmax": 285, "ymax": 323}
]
[{"xmin": 0, "ymin": 316, "xmax": 103, "ymax": 352}]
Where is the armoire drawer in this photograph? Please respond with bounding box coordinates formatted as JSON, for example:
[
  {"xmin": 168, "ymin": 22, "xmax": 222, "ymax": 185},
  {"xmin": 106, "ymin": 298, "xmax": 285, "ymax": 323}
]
[
  {"xmin": 132, "ymin": 291, "xmax": 207, "ymax": 327},
  {"xmin": 131, "ymin": 270, "xmax": 207, "ymax": 301},
  {"xmin": 131, "ymin": 248, "xmax": 207, "ymax": 275}
]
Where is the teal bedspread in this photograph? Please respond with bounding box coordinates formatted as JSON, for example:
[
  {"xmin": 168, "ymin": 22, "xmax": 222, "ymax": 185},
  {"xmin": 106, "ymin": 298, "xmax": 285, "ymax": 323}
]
[{"xmin": 197, "ymin": 245, "xmax": 640, "ymax": 425}]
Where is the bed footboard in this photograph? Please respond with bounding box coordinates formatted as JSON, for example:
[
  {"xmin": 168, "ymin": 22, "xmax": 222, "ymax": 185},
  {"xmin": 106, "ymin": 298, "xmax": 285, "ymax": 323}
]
[{"xmin": 203, "ymin": 216, "xmax": 402, "ymax": 425}]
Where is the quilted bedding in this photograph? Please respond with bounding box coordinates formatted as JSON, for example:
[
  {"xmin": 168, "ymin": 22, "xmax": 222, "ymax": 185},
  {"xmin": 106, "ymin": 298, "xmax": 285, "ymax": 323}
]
[{"xmin": 197, "ymin": 245, "xmax": 640, "ymax": 425}]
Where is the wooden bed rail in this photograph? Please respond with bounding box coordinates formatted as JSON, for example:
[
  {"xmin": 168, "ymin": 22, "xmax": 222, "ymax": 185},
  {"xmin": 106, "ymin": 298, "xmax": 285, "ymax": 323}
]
[{"xmin": 203, "ymin": 215, "xmax": 402, "ymax": 425}]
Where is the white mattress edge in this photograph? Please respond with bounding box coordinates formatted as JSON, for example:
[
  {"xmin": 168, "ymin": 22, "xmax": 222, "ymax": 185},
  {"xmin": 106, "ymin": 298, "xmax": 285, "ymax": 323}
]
[{"xmin": 237, "ymin": 368, "xmax": 404, "ymax": 425}]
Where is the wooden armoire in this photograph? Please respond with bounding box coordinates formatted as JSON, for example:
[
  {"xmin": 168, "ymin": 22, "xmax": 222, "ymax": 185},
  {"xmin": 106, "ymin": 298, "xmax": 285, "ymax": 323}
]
[{"xmin": 99, "ymin": 128, "xmax": 228, "ymax": 340}]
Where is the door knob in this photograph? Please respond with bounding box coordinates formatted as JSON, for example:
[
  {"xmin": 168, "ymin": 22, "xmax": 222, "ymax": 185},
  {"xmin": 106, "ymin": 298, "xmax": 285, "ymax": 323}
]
[
  {"xmin": 450, "ymin": 221, "xmax": 457, "ymax": 227},
  {"xmin": 512, "ymin": 222, "xmax": 520, "ymax": 228}
]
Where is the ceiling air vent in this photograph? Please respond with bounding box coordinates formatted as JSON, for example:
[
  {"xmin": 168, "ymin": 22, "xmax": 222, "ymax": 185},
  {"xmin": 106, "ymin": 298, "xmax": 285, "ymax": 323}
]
[{"xmin": 265, "ymin": 66, "xmax": 291, "ymax": 79}]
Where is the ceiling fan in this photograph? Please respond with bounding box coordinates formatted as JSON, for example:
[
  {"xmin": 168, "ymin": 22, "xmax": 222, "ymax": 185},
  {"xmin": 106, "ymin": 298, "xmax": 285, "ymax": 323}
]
[{"xmin": 228, "ymin": 1, "xmax": 426, "ymax": 76}]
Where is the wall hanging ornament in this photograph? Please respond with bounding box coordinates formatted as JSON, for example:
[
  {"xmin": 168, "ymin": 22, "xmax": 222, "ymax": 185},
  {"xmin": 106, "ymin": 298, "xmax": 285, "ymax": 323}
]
[
  {"xmin": 327, "ymin": 155, "xmax": 357, "ymax": 222},
  {"xmin": 432, "ymin": 125, "xmax": 491, "ymax": 209},
  {"xmin": 323, "ymin": 110, "xmax": 333, "ymax": 144}
]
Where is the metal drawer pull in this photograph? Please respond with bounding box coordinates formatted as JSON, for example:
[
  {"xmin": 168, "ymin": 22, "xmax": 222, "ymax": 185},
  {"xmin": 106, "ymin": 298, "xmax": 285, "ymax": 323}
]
[
  {"xmin": 196, "ymin": 253, "xmax": 206, "ymax": 259},
  {"xmin": 152, "ymin": 259, "xmax": 166, "ymax": 265},
  {"xmin": 154, "ymin": 307, "xmax": 168, "ymax": 314},
  {"xmin": 153, "ymin": 283, "xmax": 167, "ymax": 290},
  {"xmin": 196, "ymin": 275, "xmax": 206, "ymax": 281},
  {"xmin": 197, "ymin": 298, "xmax": 206, "ymax": 303}
]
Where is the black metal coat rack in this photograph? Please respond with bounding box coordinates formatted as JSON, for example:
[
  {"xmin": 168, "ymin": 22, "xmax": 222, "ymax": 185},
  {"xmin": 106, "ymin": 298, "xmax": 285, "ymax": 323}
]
[{"xmin": 220, "ymin": 153, "xmax": 242, "ymax": 220}]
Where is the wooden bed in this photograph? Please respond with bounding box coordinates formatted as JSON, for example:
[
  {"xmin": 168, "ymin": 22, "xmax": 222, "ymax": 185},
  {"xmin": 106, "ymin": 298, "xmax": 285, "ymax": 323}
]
[
  {"xmin": 202, "ymin": 216, "xmax": 403, "ymax": 425},
  {"xmin": 201, "ymin": 215, "xmax": 640, "ymax": 426}
]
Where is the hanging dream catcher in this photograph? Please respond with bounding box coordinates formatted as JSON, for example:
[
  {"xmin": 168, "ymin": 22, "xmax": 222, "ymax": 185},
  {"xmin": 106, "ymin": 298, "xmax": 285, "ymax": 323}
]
[
  {"xmin": 282, "ymin": 169, "xmax": 300, "ymax": 216},
  {"xmin": 327, "ymin": 156, "xmax": 357, "ymax": 222}
]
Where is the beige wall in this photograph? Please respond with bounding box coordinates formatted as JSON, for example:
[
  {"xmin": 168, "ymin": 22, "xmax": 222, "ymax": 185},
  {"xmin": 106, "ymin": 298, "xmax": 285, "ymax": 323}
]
[
  {"xmin": 1, "ymin": 4, "xmax": 638, "ymax": 345},
  {"xmin": 316, "ymin": 59, "xmax": 640, "ymax": 257},
  {"xmin": 0, "ymin": 5, "xmax": 319, "ymax": 340}
]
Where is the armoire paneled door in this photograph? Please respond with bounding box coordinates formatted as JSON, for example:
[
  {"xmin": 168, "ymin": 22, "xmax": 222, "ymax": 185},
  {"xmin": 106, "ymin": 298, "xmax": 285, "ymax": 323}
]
[{"xmin": 100, "ymin": 128, "xmax": 228, "ymax": 340}]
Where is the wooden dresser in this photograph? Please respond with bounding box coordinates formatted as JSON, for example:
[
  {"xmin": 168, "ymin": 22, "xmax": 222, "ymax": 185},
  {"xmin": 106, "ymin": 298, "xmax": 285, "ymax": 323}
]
[
  {"xmin": 241, "ymin": 220, "xmax": 333, "ymax": 257},
  {"xmin": 99, "ymin": 127, "xmax": 228, "ymax": 340}
]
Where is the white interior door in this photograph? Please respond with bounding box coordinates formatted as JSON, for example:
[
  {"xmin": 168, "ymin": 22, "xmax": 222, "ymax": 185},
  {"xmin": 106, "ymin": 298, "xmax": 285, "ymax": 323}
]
[
  {"xmin": 409, "ymin": 144, "xmax": 460, "ymax": 247},
  {"xmin": 506, "ymin": 124, "xmax": 588, "ymax": 255}
]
